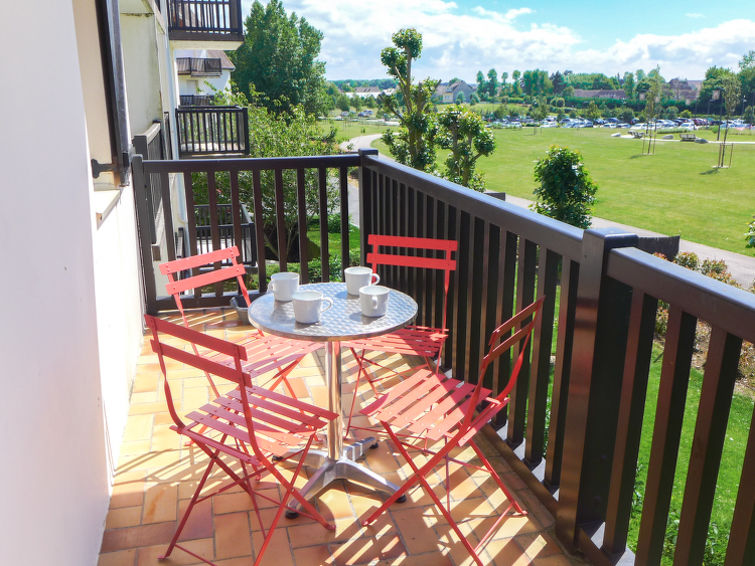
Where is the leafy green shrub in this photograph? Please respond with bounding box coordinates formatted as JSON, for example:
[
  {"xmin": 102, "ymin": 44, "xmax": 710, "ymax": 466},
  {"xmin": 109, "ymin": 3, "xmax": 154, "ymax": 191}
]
[
  {"xmin": 674, "ymin": 251, "xmax": 699, "ymax": 270},
  {"xmin": 327, "ymin": 213, "xmax": 342, "ymax": 233},
  {"xmin": 531, "ymin": 146, "xmax": 598, "ymax": 229},
  {"xmin": 745, "ymin": 216, "xmax": 755, "ymax": 248}
]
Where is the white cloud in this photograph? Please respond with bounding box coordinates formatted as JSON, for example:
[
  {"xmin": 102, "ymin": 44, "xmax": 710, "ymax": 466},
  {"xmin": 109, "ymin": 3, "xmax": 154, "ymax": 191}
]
[{"xmin": 241, "ymin": 1, "xmax": 755, "ymax": 80}]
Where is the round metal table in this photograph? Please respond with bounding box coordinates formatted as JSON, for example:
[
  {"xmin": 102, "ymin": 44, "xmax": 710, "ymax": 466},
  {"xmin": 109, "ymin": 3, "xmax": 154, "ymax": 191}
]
[{"xmin": 248, "ymin": 282, "xmax": 418, "ymax": 508}]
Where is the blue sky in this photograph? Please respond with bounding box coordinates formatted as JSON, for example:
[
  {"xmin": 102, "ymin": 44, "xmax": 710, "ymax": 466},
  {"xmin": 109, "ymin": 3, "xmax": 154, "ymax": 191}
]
[{"xmin": 241, "ymin": 1, "xmax": 755, "ymax": 81}]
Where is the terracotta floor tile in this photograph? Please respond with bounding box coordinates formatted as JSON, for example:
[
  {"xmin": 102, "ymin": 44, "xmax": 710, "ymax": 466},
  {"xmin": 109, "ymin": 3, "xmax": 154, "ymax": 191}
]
[
  {"xmin": 518, "ymin": 532, "xmax": 564, "ymax": 560},
  {"xmin": 390, "ymin": 506, "xmax": 440, "ymax": 554},
  {"xmin": 100, "ymin": 522, "xmax": 175, "ymax": 553},
  {"xmin": 136, "ymin": 538, "xmax": 214, "ymax": 565},
  {"xmin": 143, "ymin": 482, "xmax": 178, "ymax": 524},
  {"xmin": 214, "ymin": 512, "xmax": 252, "ymax": 559},
  {"xmin": 110, "ymin": 480, "xmax": 145, "ymax": 509},
  {"xmin": 483, "ymin": 536, "xmax": 532, "ymax": 566},
  {"xmin": 251, "ymin": 528, "xmax": 295, "ymax": 565},
  {"xmin": 106, "ymin": 506, "xmax": 143, "ymax": 530},
  {"xmin": 178, "ymin": 498, "xmax": 214, "ymax": 541},
  {"xmin": 97, "ymin": 548, "xmax": 137, "ymax": 566}
]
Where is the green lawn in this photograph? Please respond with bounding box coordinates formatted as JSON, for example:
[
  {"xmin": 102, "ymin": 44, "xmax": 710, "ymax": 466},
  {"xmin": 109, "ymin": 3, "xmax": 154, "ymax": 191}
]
[
  {"xmin": 372, "ymin": 128, "xmax": 755, "ymax": 256},
  {"xmin": 319, "ymin": 118, "xmax": 393, "ymax": 143}
]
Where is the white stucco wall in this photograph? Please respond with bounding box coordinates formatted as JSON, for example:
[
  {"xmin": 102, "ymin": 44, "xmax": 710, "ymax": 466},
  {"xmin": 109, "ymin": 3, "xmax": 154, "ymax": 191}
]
[{"xmin": 0, "ymin": 1, "xmax": 110, "ymax": 564}]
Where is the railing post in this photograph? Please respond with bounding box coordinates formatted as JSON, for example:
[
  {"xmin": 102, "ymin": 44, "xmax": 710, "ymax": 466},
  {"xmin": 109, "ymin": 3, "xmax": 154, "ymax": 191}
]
[
  {"xmin": 358, "ymin": 149, "xmax": 378, "ymax": 264},
  {"xmin": 556, "ymin": 228, "xmax": 638, "ymax": 551},
  {"xmin": 131, "ymin": 155, "xmax": 159, "ymax": 315}
]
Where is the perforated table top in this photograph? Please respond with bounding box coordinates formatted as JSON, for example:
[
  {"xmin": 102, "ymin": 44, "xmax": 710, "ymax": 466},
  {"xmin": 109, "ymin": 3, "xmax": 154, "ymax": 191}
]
[{"xmin": 248, "ymin": 282, "xmax": 417, "ymax": 342}]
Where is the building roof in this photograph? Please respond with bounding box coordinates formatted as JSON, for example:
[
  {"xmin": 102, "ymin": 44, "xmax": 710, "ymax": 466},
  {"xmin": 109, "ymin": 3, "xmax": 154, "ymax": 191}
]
[{"xmin": 572, "ymin": 88, "xmax": 627, "ymax": 99}]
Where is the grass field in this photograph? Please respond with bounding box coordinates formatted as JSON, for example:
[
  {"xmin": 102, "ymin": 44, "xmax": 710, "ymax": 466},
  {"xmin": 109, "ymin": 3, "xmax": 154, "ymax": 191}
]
[{"xmin": 372, "ymin": 127, "xmax": 755, "ymax": 256}]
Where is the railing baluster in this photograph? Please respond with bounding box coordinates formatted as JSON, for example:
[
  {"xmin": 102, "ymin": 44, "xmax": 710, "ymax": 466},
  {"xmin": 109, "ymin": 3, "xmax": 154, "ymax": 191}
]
[
  {"xmin": 725, "ymin": 407, "xmax": 755, "ymax": 565},
  {"xmin": 318, "ymin": 167, "xmax": 328, "ymax": 281},
  {"xmin": 635, "ymin": 307, "xmax": 697, "ymax": 564},
  {"xmin": 274, "ymin": 168, "xmax": 287, "ymax": 271},
  {"xmin": 673, "ymin": 328, "xmax": 742, "ymax": 566},
  {"xmin": 467, "ymin": 217, "xmax": 486, "ymax": 385},
  {"xmin": 296, "ymin": 168, "xmax": 309, "ymax": 284},
  {"xmin": 507, "ymin": 238, "xmax": 537, "ymax": 448},
  {"xmin": 525, "ymin": 248, "xmax": 559, "ymax": 465},
  {"xmin": 545, "ymin": 258, "xmax": 579, "ymax": 486},
  {"xmin": 229, "ymin": 170, "xmax": 243, "ymax": 270},
  {"xmin": 603, "ymin": 290, "xmax": 658, "ymax": 556},
  {"xmin": 252, "ymin": 169, "xmax": 267, "ymax": 292},
  {"xmin": 339, "ymin": 166, "xmax": 349, "ymax": 277}
]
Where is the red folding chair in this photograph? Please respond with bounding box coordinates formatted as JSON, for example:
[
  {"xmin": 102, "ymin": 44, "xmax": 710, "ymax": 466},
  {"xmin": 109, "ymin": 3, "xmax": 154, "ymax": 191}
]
[
  {"xmin": 360, "ymin": 297, "xmax": 544, "ymax": 565},
  {"xmin": 343, "ymin": 235, "xmax": 457, "ymax": 435},
  {"xmin": 145, "ymin": 315, "xmax": 338, "ymax": 566},
  {"xmin": 160, "ymin": 247, "xmax": 320, "ymax": 398}
]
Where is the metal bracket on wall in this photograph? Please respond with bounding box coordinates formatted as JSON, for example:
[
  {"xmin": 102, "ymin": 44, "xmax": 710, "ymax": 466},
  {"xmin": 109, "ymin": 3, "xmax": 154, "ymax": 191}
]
[{"xmin": 91, "ymin": 158, "xmax": 114, "ymax": 179}]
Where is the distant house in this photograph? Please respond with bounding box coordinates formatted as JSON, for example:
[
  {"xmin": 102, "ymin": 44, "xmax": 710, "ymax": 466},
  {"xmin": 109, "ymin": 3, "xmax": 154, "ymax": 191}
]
[
  {"xmin": 666, "ymin": 79, "xmax": 702, "ymax": 104},
  {"xmin": 572, "ymin": 89, "xmax": 627, "ymax": 100},
  {"xmin": 345, "ymin": 86, "xmax": 383, "ymax": 99},
  {"xmin": 176, "ymin": 49, "xmax": 235, "ymax": 105},
  {"xmin": 435, "ymin": 80, "xmax": 476, "ymax": 103}
]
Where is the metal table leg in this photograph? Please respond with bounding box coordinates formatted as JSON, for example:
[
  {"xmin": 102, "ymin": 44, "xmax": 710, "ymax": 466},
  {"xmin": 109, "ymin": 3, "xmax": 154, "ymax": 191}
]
[{"xmin": 286, "ymin": 341, "xmax": 400, "ymax": 517}]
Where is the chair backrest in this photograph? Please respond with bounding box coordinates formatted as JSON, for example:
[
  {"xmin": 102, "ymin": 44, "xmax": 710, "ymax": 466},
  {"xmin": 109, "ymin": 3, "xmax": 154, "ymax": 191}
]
[
  {"xmin": 159, "ymin": 246, "xmax": 249, "ymax": 325},
  {"xmin": 145, "ymin": 314, "xmax": 262, "ymax": 454},
  {"xmin": 366, "ymin": 234, "xmax": 457, "ymax": 332},
  {"xmin": 460, "ymin": 296, "xmax": 544, "ymax": 433}
]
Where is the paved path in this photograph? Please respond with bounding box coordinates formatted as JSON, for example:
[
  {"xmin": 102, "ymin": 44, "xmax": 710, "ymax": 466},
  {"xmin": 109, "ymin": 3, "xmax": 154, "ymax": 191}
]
[{"xmin": 342, "ymin": 136, "xmax": 755, "ymax": 288}]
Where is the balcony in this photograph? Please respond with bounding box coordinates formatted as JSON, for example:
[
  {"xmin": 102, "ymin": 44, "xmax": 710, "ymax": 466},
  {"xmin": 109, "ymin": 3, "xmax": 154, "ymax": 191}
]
[
  {"xmin": 176, "ymin": 56, "xmax": 222, "ymax": 76},
  {"xmin": 168, "ymin": 0, "xmax": 243, "ymax": 47},
  {"xmin": 127, "ymin": 151, "xmax": 755, "ymax": 565},
  {"xmin": 180, "ymin": 94, "xmax": 214, "ymax": 106},
  {"xmin": 175, "ymin": 105, "xmax": 249, "ymax": 157}
]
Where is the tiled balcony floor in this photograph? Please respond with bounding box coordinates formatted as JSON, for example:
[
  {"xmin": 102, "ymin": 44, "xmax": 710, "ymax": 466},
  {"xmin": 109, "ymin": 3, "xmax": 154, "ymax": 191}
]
[{"xmin": 98, "ymin": 308, "xmax": 586, "ymax": 566}]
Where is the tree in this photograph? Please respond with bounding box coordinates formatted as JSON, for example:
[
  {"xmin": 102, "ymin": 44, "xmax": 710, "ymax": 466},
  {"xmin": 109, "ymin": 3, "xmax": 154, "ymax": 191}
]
[
  {"xmin": 644, "ymin": 72, "xmax": 663, "ymax": 123},
  {"xmin": 698, "ymin": 66, "xmax": 732, "ymax": 113},
  {"xmin": 476, "ymin": 71, "xmax": 487, "ymax": 100},
  {"xmin": 379, "ymin": 29, "xmax": 439, "ymax": 172},
  {"xmin": 586, "ymin": 100, "xmax": 601, "ymax": 121},
  {"xmin": 740, "ymin": 51, "xmax": 755, "ymax": 109},
  {"xmin": 622, "ymin": 71, "xmax": 635, "ymax": 99},
  {"xmin": 744, "ymin": 106, "xmax": 755, "ymax": 125},
  {"xmin": 487, "ymin": 68, "xmax": 498, "ymax": 99},
  {"xmin": 550, "ymin": 71, "xmax": 565, "ymax": 94},
  {"xmin": 512, "ymin": 70, "xmax": 522, "ymax": 95},
  {"xmin": 469, "ymin": 92, "xmax": 480, "ymax": 105},
  {"xmin": 436, "ymin": 105, "xmax": 495, "ymax": 191},
  {"xmin": 531, "ymin": 146, "xmax": 598, "ymax": 229},
  {"xmin": 722, "ymin": 73, "xmax": 742, "ymax": 117},
  {"xmin": 193, "ymin": 96, "xmax": 338, "ymax": 260},
  {"xmin": 231, "ymin": 0, "xmax": 327, "ymax": 116}
]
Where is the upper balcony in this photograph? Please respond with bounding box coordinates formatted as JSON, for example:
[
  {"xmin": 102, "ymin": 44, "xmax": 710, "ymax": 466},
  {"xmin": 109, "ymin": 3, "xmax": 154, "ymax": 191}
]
[
  {"xmin": 168, "ymin": 0, "xmax": 243, "ymax": 49},
  {"xmin": 176, "ymin": 56, "xmax": 222, "ymax": 76},
  {"xmin": 125, "ymin": 150, "xmax": 755, "ymax": 565}
]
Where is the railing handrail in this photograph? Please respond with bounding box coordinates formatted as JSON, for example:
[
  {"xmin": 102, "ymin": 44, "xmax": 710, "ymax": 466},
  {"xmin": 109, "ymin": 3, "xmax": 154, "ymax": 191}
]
[
  {"xmin": 608, "ymin": 245, "xmax": 755, "ymax": 341},
  {"xmin": 362, "ymin": 154, "xmax": 584, "ymax": 261},
  {"xmin": 143, "ymin": 154, "xmax": 362, "ymax": 172}
]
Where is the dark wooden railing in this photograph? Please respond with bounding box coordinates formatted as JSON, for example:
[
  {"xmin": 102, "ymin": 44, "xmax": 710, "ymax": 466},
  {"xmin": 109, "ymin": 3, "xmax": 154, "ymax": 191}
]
[
  {"xmin": 133, "ymin": 117, "xmax": 172, "ymax": 244},
  {"xmin": 132, "ymin": 153, "xmax": 359, "ymax": 313},
  {"xmin": 175, "ymin": 106, "xmax": 249, "ymax": 157},
  {"xmin": 180, "ymin": 94, "xmax": 213, "ymax": 106},
  {"xmin": 189, "ymin": 202, "xmax": 256, "ymax": 267},
  {"xmin": 131, "ymin": 150, "xmax": 755, "ymax": 565},
  {"xmin": 176, "ymin": 57, "xmax": 222, "ymax": 75},
  {"xmin": 357, "ymin": 152, "xmax": 755, "ymax": 566},
  {"xmin": 168, "ymin": 0, "xmax": 242, "ymax": 41}
]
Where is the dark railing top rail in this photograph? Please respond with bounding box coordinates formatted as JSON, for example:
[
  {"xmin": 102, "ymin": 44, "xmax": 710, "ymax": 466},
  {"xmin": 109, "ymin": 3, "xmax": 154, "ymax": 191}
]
[
  {"xmin": 176, "ymin": 57, "xmax": 222, "ymax": 74},
  {"xmin": 608, "ymin": 246, "xmax": 755, "ymax": 342},
  {"xmin": 362, "ymin": 154, "xmax": 584, "ymax": 261},
  {"xmin": 143, "ymin": 154, "xmax": 362, "ymax": 173}
]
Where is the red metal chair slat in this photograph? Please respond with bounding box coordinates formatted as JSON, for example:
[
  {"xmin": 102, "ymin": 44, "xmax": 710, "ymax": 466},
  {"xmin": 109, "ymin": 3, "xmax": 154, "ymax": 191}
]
[
  {"xmin": 343, "ymin": 235, "xmax": 458, "ymax": 436},
  {"xmin": 359, "ymin": 297, "xmax": 544, "ymax": 566},
  {"xmin": 160, "ymin": 246, "xmax": 321, "ymax": 398},
  {"xmin": 145, "ymin": 314, "xmax": 338, "ymax": 566}
]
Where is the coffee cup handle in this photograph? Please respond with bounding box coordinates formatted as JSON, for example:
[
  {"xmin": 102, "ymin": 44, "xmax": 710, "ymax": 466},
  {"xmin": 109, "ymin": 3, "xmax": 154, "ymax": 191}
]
[
  {"xmin": 320, "ymin": 297, "xmax": 334, "ymax": 313},
  {"xmin": 371, "ymin": 273, "xmax": 380, "ymax": 285},
  {"xmin": 372, "ymin": 296, "xmax": 379, "ymax": 309},
  {"xmin": 268, "ymin": 281, "xmax": 276, "ymax": 294}
]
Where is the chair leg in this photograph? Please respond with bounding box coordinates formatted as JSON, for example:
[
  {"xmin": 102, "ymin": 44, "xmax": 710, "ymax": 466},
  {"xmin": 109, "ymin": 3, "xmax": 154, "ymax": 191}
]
[
  {"xmin": 160, "ymin": 449, "xmax": 219, "ymax": 560},
  {"xmin": 469, "ymin": 440, "xmax": 526, "ymax": 515}
]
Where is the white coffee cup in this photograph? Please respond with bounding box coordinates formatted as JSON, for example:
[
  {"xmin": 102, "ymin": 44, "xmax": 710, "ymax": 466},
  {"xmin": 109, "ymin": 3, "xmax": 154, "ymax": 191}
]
[
  {"xmin": 345, "ymin": 266, "xmax": 380, "ymax": 295},
  {"xmin": 269, "ymin": 272, "xmax": 299, "ymax": 302},
  {"xmin": 292, "ymin": 290, "xmax": 333, "ymax": 324},
  {"xmin": 359, "ymin": 285, "xmax": 390, "ymax": 317}
]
